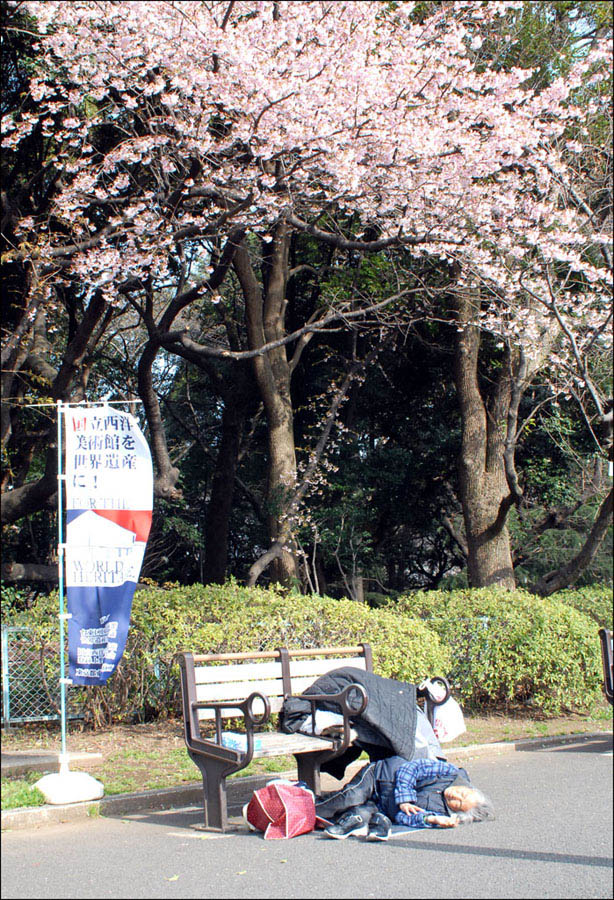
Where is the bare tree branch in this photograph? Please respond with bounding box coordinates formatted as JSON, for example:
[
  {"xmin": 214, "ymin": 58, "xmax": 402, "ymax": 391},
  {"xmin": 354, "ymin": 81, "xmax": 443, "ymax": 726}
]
[{"xmin": 530, "ymin": 487, "xmax": 613, "ymax": 595}]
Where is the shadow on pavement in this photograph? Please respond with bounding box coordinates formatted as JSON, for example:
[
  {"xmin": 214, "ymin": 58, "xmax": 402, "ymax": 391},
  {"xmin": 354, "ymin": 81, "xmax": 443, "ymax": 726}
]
[
  {"xmin": 368, "ymin": 839, "xmax": 613, "ymax": 868},
  {"xmin": 98, "ymin": 807, "xmax": 614, "ymax": 869},
  {"xmin": 517, "ymin": 735, "xmax": 612, "ymax": 754},
  {"xmin": 107, "ymin": 806, "xmax": 206, "ymax": 827},
  {"xmin": 106, "ymin": 804, "xmax": 248, "ymax": 833},
  {"xmin": 108, "ymin": 805, "xmax": 613, "ymax": 870}
]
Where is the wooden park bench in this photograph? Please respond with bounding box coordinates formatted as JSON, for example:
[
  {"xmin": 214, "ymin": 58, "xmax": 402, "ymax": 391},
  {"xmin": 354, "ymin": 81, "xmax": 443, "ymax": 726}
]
[
  {"xmin": 598, "ymin": 628, "xmax": 613, "ymax": 707},
  {"xmin": 178, "ymin": 643, "xmax": 450, "ymax": 832}
]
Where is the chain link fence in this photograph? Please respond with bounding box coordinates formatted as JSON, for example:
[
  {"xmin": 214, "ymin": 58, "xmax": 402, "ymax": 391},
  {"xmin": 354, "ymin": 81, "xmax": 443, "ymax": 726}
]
[{"xmin": 1, "ymin": 625, "xmax": 82, "ymax": 727}]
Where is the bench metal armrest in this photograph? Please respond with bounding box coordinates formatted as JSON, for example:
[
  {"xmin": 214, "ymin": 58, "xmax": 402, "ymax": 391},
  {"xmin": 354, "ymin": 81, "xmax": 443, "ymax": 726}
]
[
  {"xmin": 189, "ymin": 691, "xmax": 272, "ymax": 766},
  {"xmin": 417, "ymin": 676, "xmax": 451, "ymax": 706},
  {"xmin": 598, "ymin": 629, "xmax": 614, "ymax": 706},
  {"xmin": 417, "ymin": 676, "xmax": 452, "ymax": 727},
  {"xmin": 289, "ymin": 683, "xmax": 369, "ymax": 751}
]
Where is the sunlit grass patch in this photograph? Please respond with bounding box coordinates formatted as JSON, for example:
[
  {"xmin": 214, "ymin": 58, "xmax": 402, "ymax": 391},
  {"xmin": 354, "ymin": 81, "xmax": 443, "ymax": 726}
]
[{"xmin": 1, "ymin": 773, "xmax": 46, "ymax": 811}]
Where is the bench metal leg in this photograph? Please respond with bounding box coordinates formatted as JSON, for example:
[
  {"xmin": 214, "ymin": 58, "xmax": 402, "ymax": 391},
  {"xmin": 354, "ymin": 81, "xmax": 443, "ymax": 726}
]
[
  {"xmin": 190, "ymin": 754, "xmax": 233, "ymax": 832},
  {"xmin": 294, "ymin": 751, "xmax": 323, "ymax": 795}
]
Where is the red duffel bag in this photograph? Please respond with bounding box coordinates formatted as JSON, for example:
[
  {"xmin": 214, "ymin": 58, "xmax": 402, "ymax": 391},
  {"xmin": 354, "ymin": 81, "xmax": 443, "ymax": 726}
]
[{"xmin": 244, "ymin": 780, "xmax": 327, "ymax": 840}]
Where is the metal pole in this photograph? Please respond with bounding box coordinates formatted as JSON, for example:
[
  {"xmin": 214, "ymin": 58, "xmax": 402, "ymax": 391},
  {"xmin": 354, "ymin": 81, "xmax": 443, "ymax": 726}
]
[
  {"xmin": 57, "ymin": 400, "xmax": 69, "ymax": 767},
  {"xmin": 1, "ymin": 626, "xmax": 11, "ymax": 729}
]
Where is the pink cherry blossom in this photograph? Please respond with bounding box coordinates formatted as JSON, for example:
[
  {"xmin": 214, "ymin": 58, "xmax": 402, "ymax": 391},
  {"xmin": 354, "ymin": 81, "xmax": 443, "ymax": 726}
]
[{"xmin": 4, "ymin": 0, "xmax": 610, "ymax": 382}]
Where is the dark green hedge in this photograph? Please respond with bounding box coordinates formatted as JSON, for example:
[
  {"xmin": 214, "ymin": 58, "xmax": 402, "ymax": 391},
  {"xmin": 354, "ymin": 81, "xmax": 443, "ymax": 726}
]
[
  {"xmin": 4, "ymin": 582, "xmax": 607, "ymax": 725},
  {"xmin": 550, "ymin": 584, "xmax": 612, "ymax": 630},
  {"xmin": 16, "ymin": 583, "xmax": 449, "ymax": 727},
  {"xmin": 393, "ymin": 588, "xmax": 604, "ymax": 714}
]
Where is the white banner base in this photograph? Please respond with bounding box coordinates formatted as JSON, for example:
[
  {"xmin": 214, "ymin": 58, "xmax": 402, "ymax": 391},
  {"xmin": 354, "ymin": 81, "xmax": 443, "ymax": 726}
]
[{"xmin": 34, "ymin": 769, "xmax": 104, "ymax": 805}]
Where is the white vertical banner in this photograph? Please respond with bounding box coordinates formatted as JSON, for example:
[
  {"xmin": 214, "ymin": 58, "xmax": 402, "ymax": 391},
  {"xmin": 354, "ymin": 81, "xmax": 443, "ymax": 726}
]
[{"xmin": 63, "ymin": 405, "xmax": 152, "ymax": 685}]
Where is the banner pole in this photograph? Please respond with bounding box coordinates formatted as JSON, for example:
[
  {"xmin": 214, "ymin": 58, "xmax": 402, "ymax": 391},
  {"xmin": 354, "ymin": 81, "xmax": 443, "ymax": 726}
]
[
  {"xmin": 34, "ymin": 401, "xmax": 106, "ymax": 803},
  {"xmin": 36, "ymin": 399, "xmax": 152, "ymax": 805},
  {"xmin": 57, "ymin": 399, "xmax": 69, "ymax": 771}
]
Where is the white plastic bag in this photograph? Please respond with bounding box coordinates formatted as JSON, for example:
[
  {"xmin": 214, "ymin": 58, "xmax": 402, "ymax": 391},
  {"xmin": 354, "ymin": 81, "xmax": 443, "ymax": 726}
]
[
  {"xmin": 299, "ymin": 710, "xmax": 344, "ymax": 736},
  {"xmin": 432, "ymin": 696, "xmax": 466, "ymax": 743}
]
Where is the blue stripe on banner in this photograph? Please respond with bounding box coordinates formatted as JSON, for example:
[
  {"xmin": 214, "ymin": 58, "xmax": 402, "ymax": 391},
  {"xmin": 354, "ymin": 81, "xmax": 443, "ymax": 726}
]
[
  {"xmin": 66, "ymin": 509, "xmax": 87, "ymax": 526},
  {"xmin": 67, "ymin": 582, "xmax": 137, "ymax": 685}
]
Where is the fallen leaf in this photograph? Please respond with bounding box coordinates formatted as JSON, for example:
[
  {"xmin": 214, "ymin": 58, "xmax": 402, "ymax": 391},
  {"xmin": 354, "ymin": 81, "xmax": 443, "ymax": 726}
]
[
  {"xmin": 166, "ymin": 875, "xmax": 180, "ymax": 882},
  {"xmin": 236, "ymin": 871, "xmax": 247, "ymax": 875}
]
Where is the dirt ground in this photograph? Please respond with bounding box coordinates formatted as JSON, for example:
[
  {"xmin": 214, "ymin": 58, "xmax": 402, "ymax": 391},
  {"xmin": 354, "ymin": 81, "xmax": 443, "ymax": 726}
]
[
  {"xmin": 3, "ymin": 718, "xmax": 187, "ymax": 759},
  {"xmin": 4, "ymin": 708, "xmax": 611, "ymax": 760}
]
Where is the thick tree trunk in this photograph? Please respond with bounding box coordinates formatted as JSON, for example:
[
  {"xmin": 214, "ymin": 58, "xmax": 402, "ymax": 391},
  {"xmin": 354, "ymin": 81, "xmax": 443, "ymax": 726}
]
[
  {"xmin": 234, "ymin": 227, "xmax": 299, "ymax": 586},
  {"xmin": 202, "ymin": 390, "xmax": 247, "ymax": 585},
  {"xmin": 264, "ymin": 360, "xmax": 300, "ymax": 585},
  {"xmin": 1, "ymin": 293, "xmax": 108, "ymax": 525},
  {"xmin": 453, "ymin": 288, "xmax": 515, "ymax": 589},
  {"xmin": 138, "ymin": 341, "xmax": 181, "ymax": 500}
]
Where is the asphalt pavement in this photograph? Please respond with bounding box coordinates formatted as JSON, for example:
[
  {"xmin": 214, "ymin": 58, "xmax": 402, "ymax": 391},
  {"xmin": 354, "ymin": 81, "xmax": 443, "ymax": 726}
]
[{"xmin": 1, "ymin": 733, "xmax": 612, "ymax": 900}]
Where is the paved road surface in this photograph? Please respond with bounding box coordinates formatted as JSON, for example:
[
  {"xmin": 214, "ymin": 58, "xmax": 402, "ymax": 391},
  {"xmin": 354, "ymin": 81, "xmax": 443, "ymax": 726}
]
[{"xmin": 2, "ymin": 735, "xmax": 612, "ymax": 900}]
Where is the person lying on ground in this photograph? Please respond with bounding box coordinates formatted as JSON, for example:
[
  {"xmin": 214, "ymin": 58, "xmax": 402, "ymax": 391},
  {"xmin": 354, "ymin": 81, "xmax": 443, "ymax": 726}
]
[
  {"xmin": 317, "ymin": 755, "xmax": 494, "ymax": 841},
  {"xmin": 394, "ymin": 757, "xmax": 493, "ymax": 827}
]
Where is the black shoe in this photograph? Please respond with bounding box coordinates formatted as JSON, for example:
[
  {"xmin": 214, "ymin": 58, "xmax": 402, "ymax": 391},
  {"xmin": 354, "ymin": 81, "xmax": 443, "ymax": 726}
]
[
  {"xmin": 366, "ymin": 813, "xmax": 392, "ymax": 842},
  {"xmin": 324, "ymin": 812, "xmax": 369, "ymax": 840}
]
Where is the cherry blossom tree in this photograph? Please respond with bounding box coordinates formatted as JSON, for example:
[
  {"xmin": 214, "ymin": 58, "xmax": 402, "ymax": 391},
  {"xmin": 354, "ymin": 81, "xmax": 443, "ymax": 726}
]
[{"xmin": 2, "ymin": 0, "xmax": 611, "ymax": 586}]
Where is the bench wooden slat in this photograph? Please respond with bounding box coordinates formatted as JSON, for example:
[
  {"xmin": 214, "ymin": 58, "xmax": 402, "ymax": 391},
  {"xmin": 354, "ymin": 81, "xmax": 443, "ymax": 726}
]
[
  {"xmin": 194, "ymin": 661, "xmax": 283, "ymax": 685},
  {"xmin": 196, "ymin": 696, "xmax": 284, "ymax": 720},
  {"xmin": 192, "ymin": 655, "xmax": 367, "ymax": 687},
  {"xmin": 196, "ymin": 677, "xmax": 285, "ymax": 703},
  {"xmin": 283, "ymin": 656, "xmax": 367, "ymax": 678},
  {"xmin": 193, "ymin": 650, "xmax": 280, "ymax": 663},
  {"xmin": 191, "ymin": 645, "xmax": 366, "ymax": 663},
  {"xmin": 285, "ymin": 646, "xmax": 366, "ymax": 658},
  {"xmin": 229, "ymin": 731, "xmax": 335, "ymax": 758},
  {"xmin": 196, "ymin": 673, "xmax": 346, "ymax": 704}
]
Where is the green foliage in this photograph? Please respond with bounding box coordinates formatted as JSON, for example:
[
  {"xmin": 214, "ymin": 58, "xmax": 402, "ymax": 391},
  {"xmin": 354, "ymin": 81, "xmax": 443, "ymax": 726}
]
[
  {"xmin": 8, "ymin": 583, "xmax": 609, "ymax": 726},
  {"xmin": 0, "ymin": 585, "xmax": 34, "ymax": 621},
  {"xmin": 296, "ymin": 326, "xmax": 465, "ymax": 593},
  {"xmin": 393, "ymin": 588, "xmax": 603, "ymax": 714},
  {"xmin": 552, "ymin": 584, "xmax": 613, "ymax": 630},
  {"xmin": 1, "ymin": 773, "xmax": 46, "ymax": 811},
  {"xmin": 364, "ymin": 591, "xmax": 399, "ymax": 609},
  {"xmin": 13, "ymin": 582, "xmax": 449, "ymax": 727}
]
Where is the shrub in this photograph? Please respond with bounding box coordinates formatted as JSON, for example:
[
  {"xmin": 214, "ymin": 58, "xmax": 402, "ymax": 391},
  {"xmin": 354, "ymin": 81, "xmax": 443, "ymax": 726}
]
[
  {"xmin": 393, "ymin": 588, "xmax": 603, "ymax": 714},
  {"xmin": 551, "ymin": 584, "xmax": 613, "ymax": 630},
  {"xmin": 15, "ymin": 582, "xmax": 449, "ymax": 727}
]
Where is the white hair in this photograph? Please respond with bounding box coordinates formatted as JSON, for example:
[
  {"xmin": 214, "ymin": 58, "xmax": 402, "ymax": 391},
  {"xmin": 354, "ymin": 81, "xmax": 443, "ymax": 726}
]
[{"xmin": 455, "ymin": 788, "xmax": 495, "ymax": 824}]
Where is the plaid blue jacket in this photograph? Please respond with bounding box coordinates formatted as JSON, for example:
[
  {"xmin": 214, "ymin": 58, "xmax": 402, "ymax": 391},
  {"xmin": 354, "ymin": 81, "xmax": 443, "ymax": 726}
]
[{"xmin": 394, "ymin": 758, "xmax": 460, "ymax": 827}]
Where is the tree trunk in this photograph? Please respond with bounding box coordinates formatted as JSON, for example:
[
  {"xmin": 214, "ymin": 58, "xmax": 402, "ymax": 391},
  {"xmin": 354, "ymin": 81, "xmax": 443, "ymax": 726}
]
[
  {"xmin": 1, "ymin": 293, "xmax": 108, "ymax": 525},
  {"xmin": 233, "ymin": 227, "xmax": 299, "ymax": 586},
  {"xmin": 1, "ymin": 562, "xmax": 58, "ymax": 583},
  {"xmin": 138, "ymin": 341, "xmax": 181, "ymax": 500},
  {"xmin": 351, "ymin": 574, "xmax": 365, "ymax": 603},
  {"xmin": 264, "ymin": 367, "xmax": 300, "ymax": 585},
  {"xmin": 453, "ymin": 288, "xmax": 515, "ymax": 589},
  {"xmin": 202, "ymin": 387, "xmax": 248, "ymax": 585}
]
